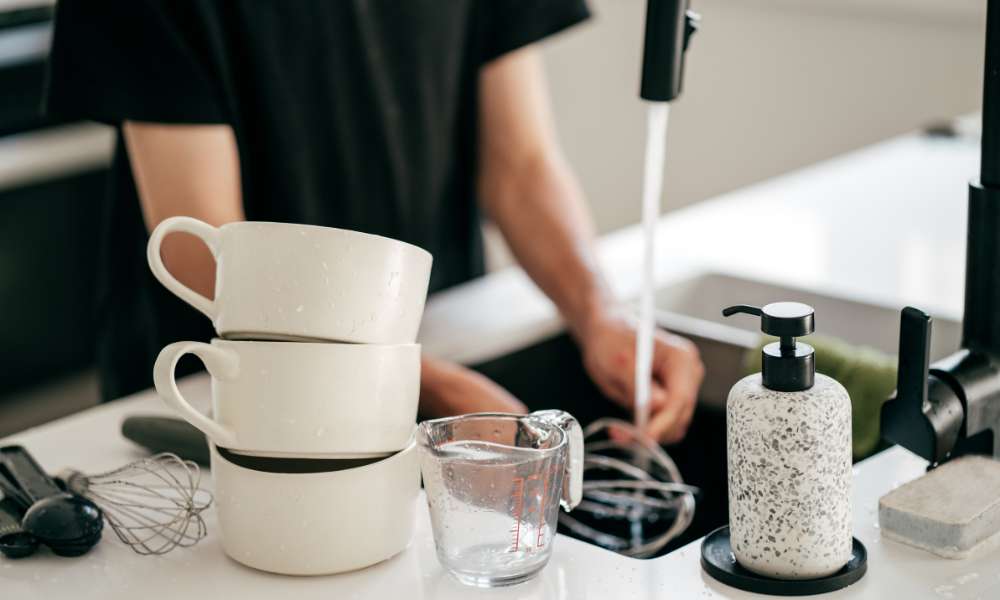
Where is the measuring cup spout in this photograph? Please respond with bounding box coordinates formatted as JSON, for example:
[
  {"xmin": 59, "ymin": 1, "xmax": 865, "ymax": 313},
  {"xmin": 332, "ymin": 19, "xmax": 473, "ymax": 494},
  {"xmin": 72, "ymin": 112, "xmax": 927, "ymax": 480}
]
[{"xmin": 529, "ymin": 411, "xmax": 583, "ymax": 511}]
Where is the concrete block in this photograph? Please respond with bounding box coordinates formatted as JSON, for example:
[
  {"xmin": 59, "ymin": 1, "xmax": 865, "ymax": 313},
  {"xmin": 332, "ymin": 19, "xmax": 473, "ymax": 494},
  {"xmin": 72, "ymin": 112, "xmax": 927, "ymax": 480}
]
[{"xmin": 879, "ymin": 455, "xmax": 1000, "ymax": 559}]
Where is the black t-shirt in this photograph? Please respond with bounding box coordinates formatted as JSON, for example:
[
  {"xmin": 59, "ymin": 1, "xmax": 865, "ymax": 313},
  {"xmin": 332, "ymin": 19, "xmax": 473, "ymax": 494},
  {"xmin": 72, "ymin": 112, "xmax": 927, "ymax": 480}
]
[{"xmin": 45, "ymin": 0, "xmax": 589, "ymax": 401}]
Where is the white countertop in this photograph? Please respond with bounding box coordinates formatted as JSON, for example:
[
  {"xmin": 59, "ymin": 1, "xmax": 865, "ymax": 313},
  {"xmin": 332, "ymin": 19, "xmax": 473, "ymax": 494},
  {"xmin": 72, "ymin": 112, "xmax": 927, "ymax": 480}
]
[
  {"xmin": 3, "ymin": 127, "xmax": 996, "ymax": 598},
  {"xmin": 4, "ymin": 375, "xmax": 998, "ymax": 599},
  {"xmin": 0, "ymin": 376, "xmax": 1000, "ymax": 600}
]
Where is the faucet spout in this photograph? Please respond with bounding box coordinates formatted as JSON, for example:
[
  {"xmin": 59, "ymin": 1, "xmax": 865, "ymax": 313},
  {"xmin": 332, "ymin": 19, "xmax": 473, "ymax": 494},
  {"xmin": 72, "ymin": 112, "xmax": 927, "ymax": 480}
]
[
  {"xmin": 980, "ymin": 0, "xmax": 1000, "ymax": 187},
  {"xmin": 967, "ymin": 0, "xmax": 1000, "ymax": 354},
  {"xmin": 640, "ymin": 0, "xmax": 699, "ymax": 102},
  {"xmin": 881, "ymin": 0, "xmax": 1000, "ymax": 463}
]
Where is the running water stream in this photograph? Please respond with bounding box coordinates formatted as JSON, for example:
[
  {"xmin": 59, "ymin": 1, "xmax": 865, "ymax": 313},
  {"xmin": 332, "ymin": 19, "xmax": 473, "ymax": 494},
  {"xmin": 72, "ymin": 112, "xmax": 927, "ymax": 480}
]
[
  {"xmin": 634, "ymin": 102, "xmax": 670, "ymax": 433},
  {"xmin": 556, "ymin": 102, "xmax": 695, "ymax": 560}
]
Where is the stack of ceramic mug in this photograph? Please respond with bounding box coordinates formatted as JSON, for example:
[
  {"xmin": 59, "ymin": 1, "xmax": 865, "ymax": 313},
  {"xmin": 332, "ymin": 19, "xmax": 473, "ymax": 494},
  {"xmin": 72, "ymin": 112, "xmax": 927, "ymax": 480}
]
[{"xmin": 147, "ymin": 217, "xmax": 432, "ymax": 575}]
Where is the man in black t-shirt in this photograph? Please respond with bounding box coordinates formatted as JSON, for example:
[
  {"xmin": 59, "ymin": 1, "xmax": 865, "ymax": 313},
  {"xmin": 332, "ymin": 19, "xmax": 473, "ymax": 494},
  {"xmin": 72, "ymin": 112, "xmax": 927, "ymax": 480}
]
[{"xmin": 46, "ymin": 1, "xmax": 704, "ymax": 444}]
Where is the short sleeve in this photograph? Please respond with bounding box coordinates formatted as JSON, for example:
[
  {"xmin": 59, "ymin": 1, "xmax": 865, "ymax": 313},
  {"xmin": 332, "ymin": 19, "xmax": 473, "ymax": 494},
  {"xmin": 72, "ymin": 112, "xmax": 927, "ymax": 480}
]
[
  {"xmin": 44, "ymin": 0, "xmax": 226, "ymax": 125},
  {"xmin": 478, "ymin": 0, "xmax": 591, "ymax": 65}
]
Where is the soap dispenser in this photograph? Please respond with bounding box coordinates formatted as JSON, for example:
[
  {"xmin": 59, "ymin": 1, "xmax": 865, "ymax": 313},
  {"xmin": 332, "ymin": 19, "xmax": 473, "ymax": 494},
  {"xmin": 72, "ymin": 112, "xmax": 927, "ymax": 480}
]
[{"xmin": 723, "ymin": 302, "xmax": 852, "ymax": 580}]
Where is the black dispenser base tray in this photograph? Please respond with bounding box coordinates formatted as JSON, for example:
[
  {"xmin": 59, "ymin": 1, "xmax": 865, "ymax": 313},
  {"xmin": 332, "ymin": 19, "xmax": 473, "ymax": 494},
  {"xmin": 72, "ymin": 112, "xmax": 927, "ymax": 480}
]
[{"xmin": 700, "ymin": 526, "xmax": 867, "ymax": 596}]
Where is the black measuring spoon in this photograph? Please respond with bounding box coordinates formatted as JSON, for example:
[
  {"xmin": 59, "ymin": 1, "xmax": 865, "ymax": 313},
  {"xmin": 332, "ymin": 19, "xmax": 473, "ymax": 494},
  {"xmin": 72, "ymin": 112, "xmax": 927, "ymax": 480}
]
[
  {"xmin": 0, "ymin": 468, "xmax": 32, "ymax": 510},
  {"xmin": 0, "ymin": 498, "xmax": 38, "ymax": 559},
  {"xmin": 0, "ymin": 446, "xmax": 103, "ymax": 557}
]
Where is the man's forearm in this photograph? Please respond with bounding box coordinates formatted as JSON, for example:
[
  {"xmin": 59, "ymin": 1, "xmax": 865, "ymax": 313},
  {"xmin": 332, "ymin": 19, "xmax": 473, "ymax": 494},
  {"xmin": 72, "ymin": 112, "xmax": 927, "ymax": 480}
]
[
  {"xmin": 481, "ymin": 150, "xmax": 616, "ymax": 342},
  {"xmin": 124, "ymin": 121, "xmax": 245, "ymax": 299},
  {"xmin": 477, "ymin": 48, "xmax": 617, "ymax": 342}
]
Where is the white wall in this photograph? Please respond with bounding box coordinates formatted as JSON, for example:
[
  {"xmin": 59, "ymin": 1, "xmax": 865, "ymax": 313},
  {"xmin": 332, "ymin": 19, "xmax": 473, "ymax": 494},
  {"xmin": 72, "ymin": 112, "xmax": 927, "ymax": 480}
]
[{"xmin": 540, "ymin": 0, "xmax": 986, "ymax": 233}]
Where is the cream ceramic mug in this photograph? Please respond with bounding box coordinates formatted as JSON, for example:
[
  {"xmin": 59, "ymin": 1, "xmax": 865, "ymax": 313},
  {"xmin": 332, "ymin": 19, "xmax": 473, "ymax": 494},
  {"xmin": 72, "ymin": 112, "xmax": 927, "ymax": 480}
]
[
  {"xmin": 153, "ymin": 339, "xmax": 420, "ymax": 458},
  {"xmin": 147, "ymin": 217, "xmax": 433, "ymax": 343},
  {"xmin": 210, "ymin": 436, "xmax": 419, "ymax": 575}
]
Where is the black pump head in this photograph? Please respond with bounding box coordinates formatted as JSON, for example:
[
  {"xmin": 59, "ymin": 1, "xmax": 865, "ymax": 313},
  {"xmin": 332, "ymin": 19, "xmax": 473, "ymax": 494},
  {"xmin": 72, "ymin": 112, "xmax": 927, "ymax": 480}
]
[
  {"xmin": 723, "ymin": 302, "xmax": 816, "ymax": 392},
  {"xmin": 640, "ymin": 0, "xmax": 700, "ymax": 102}
]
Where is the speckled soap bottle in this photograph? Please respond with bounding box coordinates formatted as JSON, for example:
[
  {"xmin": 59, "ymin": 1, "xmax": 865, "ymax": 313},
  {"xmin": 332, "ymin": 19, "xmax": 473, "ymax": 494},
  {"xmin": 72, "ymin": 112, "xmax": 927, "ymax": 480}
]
[{"xmin": 723, "ymin": 302, "xmax": 852, "ymax": 580}]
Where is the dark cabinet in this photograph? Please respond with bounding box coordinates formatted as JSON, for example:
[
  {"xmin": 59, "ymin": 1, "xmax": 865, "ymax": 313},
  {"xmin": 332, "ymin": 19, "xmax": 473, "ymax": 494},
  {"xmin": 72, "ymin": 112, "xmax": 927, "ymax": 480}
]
[{"xmin": 1, "ymin": 6, "xmax": 108, "ymax": 398}]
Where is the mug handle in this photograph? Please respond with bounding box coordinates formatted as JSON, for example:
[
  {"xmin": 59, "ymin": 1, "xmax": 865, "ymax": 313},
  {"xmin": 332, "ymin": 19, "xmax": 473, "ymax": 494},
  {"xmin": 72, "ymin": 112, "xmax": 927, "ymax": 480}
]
[
  {"xmin": 531, "ymin": 410, "xmax": 584, "ymax": 511},
  {"xmin": 153, "ymin": 341, "xmax": 239, "ymax": 448},
  {"xmin": 147, "ymin": 216, "xmax": 221, "ymax": 320}
]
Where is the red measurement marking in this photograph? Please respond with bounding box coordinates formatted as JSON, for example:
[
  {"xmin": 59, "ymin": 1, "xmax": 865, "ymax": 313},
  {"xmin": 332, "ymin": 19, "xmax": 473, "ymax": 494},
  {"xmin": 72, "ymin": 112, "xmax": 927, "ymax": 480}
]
[
  {"xmin": 508, "ymin": 476, "xmax": 525, "ymax": 552},
  {"xmin": 508, "ymin": 469, "xmax": 556, "ymax": 552}
]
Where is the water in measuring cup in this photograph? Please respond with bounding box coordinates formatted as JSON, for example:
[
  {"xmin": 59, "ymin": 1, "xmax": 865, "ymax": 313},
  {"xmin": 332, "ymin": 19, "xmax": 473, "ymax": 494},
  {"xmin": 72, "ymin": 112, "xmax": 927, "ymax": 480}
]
[{"xmin": 421, "ymin": 440, "xmax": 566, "ymax": 587}]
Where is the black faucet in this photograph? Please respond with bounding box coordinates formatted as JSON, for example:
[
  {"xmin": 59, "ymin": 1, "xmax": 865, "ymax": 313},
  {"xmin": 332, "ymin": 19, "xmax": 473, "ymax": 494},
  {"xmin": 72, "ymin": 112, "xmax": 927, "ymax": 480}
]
[
  {"xmin": 880, "ymin": 0, "xmax": 1000, "ymax": 464},
  {"xmin": 640, "ymin": 0, "xmax": 699, "ymax": 102}
]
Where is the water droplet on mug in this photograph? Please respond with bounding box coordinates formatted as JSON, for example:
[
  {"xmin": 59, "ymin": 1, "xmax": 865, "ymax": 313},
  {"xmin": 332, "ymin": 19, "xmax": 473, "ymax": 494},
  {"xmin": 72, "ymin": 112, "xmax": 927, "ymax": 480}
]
[
  {"xmin": 296, "ymin": 305, "xmax": 304, "ymax": 313},
  {"xmin": 321, "ymin": 261, "xmax": 329, "ymax": 271},
  {"xmin": 315, "ymin": 427, "xmax": 326, "ymax": 437}
]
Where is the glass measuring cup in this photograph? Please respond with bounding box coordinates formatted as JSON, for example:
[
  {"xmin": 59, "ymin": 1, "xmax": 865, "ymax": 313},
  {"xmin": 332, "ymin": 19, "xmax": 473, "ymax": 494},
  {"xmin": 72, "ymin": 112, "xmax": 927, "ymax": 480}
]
[{"xmin": 417, "ymin": 410, "xmax": 583, "ymax": 588}]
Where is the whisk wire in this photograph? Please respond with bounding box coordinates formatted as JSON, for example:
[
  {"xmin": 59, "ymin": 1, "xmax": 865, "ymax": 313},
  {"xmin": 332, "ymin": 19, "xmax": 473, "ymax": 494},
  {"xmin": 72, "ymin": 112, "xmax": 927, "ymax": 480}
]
[
  {"xmin": 560, "ymin": 418, "xmax": 697, "ymax": 558},
  {"xmin": 62, "ymin": 453, "xmax": 213, "ymax": 555}
]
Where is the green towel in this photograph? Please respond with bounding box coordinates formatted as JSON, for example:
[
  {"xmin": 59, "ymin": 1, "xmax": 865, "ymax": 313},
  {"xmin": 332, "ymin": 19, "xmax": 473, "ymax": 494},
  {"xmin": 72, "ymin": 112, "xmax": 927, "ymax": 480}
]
[{"xmin": 745, "ymin": 336, "xmax": 897, "ymax": 459}]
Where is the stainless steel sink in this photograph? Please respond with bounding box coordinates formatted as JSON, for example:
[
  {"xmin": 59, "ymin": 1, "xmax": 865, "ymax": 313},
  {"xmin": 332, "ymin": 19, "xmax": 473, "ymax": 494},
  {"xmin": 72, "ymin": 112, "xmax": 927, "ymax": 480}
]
[
  {"xmin": 469, "ymin": 271, "xmax": 961, "ymax": 557},
  {"xmin": 654, "ymin": 272, "xmax": 962, "ymax": 408}
]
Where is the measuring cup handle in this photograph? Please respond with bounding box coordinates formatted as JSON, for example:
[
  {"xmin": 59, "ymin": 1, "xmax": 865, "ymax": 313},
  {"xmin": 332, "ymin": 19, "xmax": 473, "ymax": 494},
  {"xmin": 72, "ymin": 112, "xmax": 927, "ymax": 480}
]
[{"xmin": 531, "ymin": 410, "xmax": 584, "ymax": 511}]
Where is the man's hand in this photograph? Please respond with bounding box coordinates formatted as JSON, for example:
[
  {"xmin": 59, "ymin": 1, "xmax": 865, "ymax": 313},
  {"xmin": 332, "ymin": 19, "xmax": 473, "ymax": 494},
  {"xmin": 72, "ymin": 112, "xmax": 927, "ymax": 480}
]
[
  {"xmin": 477, "ymin": 49, "xmax": 704, "ymax": 443},
  {"xmin": 579, "ymin": 312, "xmax": 704, "ymax": 444},
  {"xmin": 419, "ymin": 356, "xmax": 528, "ymax": 418}
]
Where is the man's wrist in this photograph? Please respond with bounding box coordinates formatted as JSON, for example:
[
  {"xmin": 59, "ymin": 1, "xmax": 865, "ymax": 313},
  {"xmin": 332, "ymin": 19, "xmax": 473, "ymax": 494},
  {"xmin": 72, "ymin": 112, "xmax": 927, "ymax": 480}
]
[{"xmin": 566, "ymin": 292, "xmax": 622, "ymax": 346}]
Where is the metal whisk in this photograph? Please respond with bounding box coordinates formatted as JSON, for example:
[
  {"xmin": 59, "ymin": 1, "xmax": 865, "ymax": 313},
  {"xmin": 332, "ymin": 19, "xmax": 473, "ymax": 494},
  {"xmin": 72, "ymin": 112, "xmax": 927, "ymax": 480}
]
[
  {"xmin": 559, "ymin": 418, "xmax": 698, "ymax": 558},
  {"xmin": 59, "ymin": 453, "xmax": 212, "ymax": 555}
]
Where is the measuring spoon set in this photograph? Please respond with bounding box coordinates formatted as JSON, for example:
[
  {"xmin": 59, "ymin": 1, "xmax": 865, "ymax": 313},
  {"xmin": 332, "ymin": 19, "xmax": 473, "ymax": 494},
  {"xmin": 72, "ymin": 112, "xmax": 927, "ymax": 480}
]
[{"xmin": 0, "ymin": 446, "xmax": 103, "ymax": 559}]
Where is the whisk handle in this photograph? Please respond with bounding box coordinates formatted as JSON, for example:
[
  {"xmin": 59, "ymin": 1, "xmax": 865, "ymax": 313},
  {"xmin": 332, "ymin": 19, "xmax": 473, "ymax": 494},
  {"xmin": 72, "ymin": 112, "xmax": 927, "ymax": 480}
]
[
  {"xmin": 154, "ymin": 341, "xmax": 239, "ymax": 448},
  {"xmin": 57, "ymin": 470, "xmax": 89, "ymax": 496}
]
